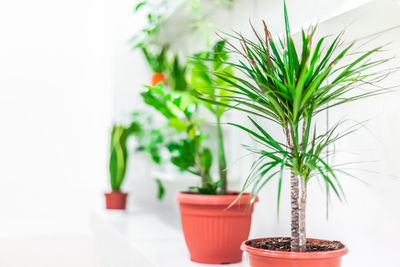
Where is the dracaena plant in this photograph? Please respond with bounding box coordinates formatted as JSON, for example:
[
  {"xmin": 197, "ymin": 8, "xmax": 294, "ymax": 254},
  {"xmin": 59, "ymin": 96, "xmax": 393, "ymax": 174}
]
[
  {"xmin": 141, "ymin": 55, "xmax": 218, "ymax": 194},
  {"xmin": 189, "ymin": 40, "xmax": 234, "ymax": 195},
  {"xmin": 197, "ymin": 3, "xmax": 391, "ymax": 252}
]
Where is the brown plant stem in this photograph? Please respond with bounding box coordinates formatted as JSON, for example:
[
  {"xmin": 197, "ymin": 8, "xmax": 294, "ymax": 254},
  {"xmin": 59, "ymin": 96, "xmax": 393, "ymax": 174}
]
[{"xmin": 286, "ymin": 126, "xmax": 307, "ymax": 252}]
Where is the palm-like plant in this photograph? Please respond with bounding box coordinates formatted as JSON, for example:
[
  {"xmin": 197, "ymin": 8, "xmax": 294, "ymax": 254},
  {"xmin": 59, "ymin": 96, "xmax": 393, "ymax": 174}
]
[{"xmin": 197, "ymin": 3, "xmax": 391, "ymax": 252}]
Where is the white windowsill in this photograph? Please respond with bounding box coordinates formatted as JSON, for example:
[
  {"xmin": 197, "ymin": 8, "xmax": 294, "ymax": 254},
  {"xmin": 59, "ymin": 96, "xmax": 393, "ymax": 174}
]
[{"xmin": 90, "ymin": 207, "xmax": 247, "ymax": 267}]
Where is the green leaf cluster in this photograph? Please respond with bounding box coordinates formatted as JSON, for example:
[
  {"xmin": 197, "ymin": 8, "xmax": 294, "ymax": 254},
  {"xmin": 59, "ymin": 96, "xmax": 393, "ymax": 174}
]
[
  {"xmin": 140, "ymin": 58, "xmax": 216, "ymax": 194},
  {"xmin": 140, "ymin": 45, "xmax": 169, "ymax": 74},
  {"xmin": 130, "ymin": 111, "xmax": 165, "ymax": 164},
  {"xmin": 190, "ymin": 40, "xmax": 235, "ymax": 117},
  {"xmin": 132, "ymin": 0, "xmax": 167, "ymax": 47}
]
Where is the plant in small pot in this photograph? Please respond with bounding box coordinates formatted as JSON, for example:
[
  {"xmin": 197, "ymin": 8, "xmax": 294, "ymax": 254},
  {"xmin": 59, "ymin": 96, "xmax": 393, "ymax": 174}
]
[
  {"xmin": 141, "ymin": 45, "xmax": 169, "ymax": 86},
  {"xmin": 105, "ymin": 121, "xmax": 142, "ymax": 210},
  {"xmin": 142, "ymin": 52, "xmax": 258, "ymax": 264},
  {"xmin": 197, "ymin": 3, "xmax": 391, "ymax": 267},
  {"xmin": 133, "ymin": 1, "xmax": 169, "ymax": 86}
]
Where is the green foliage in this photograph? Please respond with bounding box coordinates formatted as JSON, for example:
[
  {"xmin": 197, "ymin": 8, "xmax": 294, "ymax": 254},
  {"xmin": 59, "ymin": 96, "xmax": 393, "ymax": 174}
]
[
  {"xmin": 169, "ymin": 56, "xmax": 189, "ymax": 92},
  {"xmin": 167, "ymin": 139, "xmax": 196, "ymax": 171},
  {"xmin": 197, "ymin": 4, "xmax": 391, "ymax": 204},
  {"xmin": 140, "ymin": 82, "xmax": 198, "ymax": 128},
  {"xmin": 189, "ymin": 180, "xmax": 220, "ymax": 195},
  {"xmin": 145, "ymin": 129, "xmax": 164, "ymax": 164},
  {"xmin": 141, "ymin": 69, "xmax": 216, "ymax": 194},
  {"xmin": 190, "ymin": 40, "xmax": 234, "ymax": 117},
  {"xmin": 132, "ymin": 0, "xmax": 170, "ymax": 73},
  {"xmin": 141, "ymin": 45, "xmax": 169, "ymax": 73},
  {"xmin": 109, "ymin": 122, "xmax": 142, "ymax": 191},
  {"xmin": 189, "ymin": 40, "xmax": 235, "ymax": 194},
  {"xmin": 155, "ymin": 178, "xmax": 165, "ymax": 200},
  {"xmin": 132, "ymin": 0, "xmax": 167, "ymax": 47},
  {"xmin": 167, "ymin": 135, "xmax": 212, "ymax": 179},
  {"xmin": 128, "ymin": 111, "xmax": 165, "ymax": 165}
]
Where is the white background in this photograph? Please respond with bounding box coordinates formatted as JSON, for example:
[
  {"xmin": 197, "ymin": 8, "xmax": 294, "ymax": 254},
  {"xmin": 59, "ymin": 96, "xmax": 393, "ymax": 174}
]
[{"xmin": 0, "ymin": 0, "xmax": 399, "ymax": 266}]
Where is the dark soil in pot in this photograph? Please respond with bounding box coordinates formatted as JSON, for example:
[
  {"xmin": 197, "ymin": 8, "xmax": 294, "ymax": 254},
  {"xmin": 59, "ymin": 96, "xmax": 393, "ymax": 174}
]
[
  {"xmin": 246, "ymin": 237, "xmax": 344, "ymax": 252},
  {"xmin": 180, "ymin": 191, "xmax": 240, "ymax": 195}
]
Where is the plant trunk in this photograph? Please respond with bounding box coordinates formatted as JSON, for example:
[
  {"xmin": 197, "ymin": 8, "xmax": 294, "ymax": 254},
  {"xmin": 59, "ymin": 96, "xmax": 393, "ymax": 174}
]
[
  {"xmin": 216, "ymin": 116, "xmax": 227, "ymax": 195},
  {"xmin": 299, "ymin": 178, "xmax": 307, "ymax": 251},
  {"xmin": 290, "ymin": 171, "xmax": 307, "ymax": 252},
  {"xmin": 286, "ymin": 128, "xmax": 307, "ymax": 252},
  {"xmin": 290, "ymin": 170, "xmax": 300, "ymax": 251}
]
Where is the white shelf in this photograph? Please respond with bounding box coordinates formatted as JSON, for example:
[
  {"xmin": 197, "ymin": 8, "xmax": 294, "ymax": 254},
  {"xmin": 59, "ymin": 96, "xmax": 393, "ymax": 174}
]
[{"xmin": 91, "ymin": 206, "xmax": 248, "ymax": 267}]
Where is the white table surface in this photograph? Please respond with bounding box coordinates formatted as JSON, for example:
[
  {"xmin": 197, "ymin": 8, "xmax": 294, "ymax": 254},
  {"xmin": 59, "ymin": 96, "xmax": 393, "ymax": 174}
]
[{"xmin": 90, "ymin": 206, "xmax": 248, "ymax": 267}]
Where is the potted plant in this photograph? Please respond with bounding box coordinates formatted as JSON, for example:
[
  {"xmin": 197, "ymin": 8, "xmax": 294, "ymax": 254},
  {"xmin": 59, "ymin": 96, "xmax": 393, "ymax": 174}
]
[
  {"xmin": 141, "ymin": 45, "xmax": 169, "ymax": 86},
  {"xmin": 133, "ymin": 1, "xmax": 169, "ymax": 86},
  {"xmin": 105, "ymin": 121, "xmax": 142, "ymax": 210},
  {"xmin": 197, "ymin": 3, "xmax": 391, "ymax": 267},
  {"xmin": 142, "ymin": 51, "xmax": 258, "ymax": 264}
]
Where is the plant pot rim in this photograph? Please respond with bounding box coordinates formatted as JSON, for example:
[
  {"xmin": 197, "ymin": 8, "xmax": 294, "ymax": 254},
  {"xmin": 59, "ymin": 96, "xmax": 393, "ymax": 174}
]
[
  {"xmin": 175, "ymin": 191, "xmax": 258, "ymax": 206},
  {"xmin": 241, "ymin": 238, "xmax": 348, "ymax": 259},
  {"xmin": 104, "ymin": 191, "xmax": 128, "ymax": 196}
]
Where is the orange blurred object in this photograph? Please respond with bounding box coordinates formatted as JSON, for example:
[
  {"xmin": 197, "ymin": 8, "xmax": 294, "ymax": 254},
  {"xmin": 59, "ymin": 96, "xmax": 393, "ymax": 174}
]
[{"xmin": 151, "ymin": 73, "xmax": 165, "ymax": 86}]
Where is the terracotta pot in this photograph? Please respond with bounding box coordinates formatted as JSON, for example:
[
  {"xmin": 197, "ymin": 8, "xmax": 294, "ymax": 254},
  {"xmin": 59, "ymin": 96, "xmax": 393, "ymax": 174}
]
[
  {"xmin": 241, "ymin": 238, "xmax": 348, "ymax": 267},
  {"xmin": 104, "ymin": 191, "xmax": 128, "ymax": 210},
  {"xmin": 176, "ymin": 192, "xmax": 258, "ymax": 264},
  {"xmin": 151, "ymin": 73, "xmax": 165, "ymax": 86}
]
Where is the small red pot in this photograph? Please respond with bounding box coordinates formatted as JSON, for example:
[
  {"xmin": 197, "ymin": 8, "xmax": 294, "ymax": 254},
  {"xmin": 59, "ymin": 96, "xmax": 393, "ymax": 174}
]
[
  {"xmin": 151, "ymin": 73, "xmax": 165, "ymax": 86},
  {"xmin": 176, "ymin": 192, "xmax": 258, "ymax": 264},
  {"xmin": 104, "ymin": 191, "xmax": 128, "ymax": 210},
  {"xmin": 241, "ymin": 238, "xmax": 348, "ymax": 267}
]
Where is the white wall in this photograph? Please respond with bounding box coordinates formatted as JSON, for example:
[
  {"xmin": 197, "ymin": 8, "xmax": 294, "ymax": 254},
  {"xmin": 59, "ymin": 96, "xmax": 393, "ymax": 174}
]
[{"xmin": 0, "ymin": 0, "xmax": 115, "ymax": 265}]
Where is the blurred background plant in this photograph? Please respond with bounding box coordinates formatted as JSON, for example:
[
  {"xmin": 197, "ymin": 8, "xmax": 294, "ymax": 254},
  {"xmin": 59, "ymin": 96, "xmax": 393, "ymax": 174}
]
[
  {"xmin": 188, "ymin": 0, "xmax": 234, "ymax": 46},
  {"xmin": 140, "ymin": 55, "xmax": 218, "ymax": 194},
  {"xmin": 132, "ymin": 0, "xmax": 170, "ymax": 76},
  {"xmin": 189, "ymin": 40, "xmax": 234, "ymax": 194},
  {"xmin": 109, "ymin": 121, "xmax": 142, "ymax": 191},
  {"xmin": 131, "ymin": 0, "xmax": 236, "ymax": 76},
  {"xmin": 110, "ymin": 111, "xmax": 171, "ymax": 199}
]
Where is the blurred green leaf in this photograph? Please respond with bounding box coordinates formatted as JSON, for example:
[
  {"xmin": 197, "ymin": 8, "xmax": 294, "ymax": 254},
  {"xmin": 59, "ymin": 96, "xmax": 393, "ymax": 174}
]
[
  {"xmin": 155, "ymin": 178, "xmax": 165, "ymax": 200},
  {"xmin": 169, "ymin": 118, "xmax": 188, "ymax": 131},
  {"xmin": 135, "ymin": 1, "xmax": 146, "ymax": 11}
]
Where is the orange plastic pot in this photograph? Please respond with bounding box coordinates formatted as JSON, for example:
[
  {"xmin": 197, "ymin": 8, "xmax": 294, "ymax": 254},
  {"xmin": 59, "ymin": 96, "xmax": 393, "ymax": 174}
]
[
  {"xmin": 241, "ymin": 238, "xmax": 348, "ymax": 267},
  {"xmin": 176, "ymin": 192, "xmax": 258, "ymax": 264},
  {"xmin": 104, "ymin": 191, "xmax": 128, "ymax": 210},
  {"xmin": 151, "ymin": 73, "xmax": 165, "ymax": 86}
]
